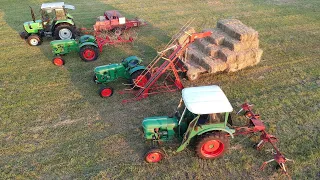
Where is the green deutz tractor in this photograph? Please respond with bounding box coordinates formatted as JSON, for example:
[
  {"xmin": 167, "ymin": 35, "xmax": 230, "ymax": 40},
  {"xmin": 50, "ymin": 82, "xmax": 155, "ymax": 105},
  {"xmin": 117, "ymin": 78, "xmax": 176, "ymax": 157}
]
[
  {"xmin": 142, "ymin": 85, "xmax": 236, "ymax": 163},
  {"xmin": 93, "ymin": 56, "xmax": 149, "ymax": 97},
  {"xmin": 50, "ymin": 35, "xmax": 99, "ymax": 66},
  {"xmin": 20, "ymin": 2, "xmax": 77, "ymax": 46}
]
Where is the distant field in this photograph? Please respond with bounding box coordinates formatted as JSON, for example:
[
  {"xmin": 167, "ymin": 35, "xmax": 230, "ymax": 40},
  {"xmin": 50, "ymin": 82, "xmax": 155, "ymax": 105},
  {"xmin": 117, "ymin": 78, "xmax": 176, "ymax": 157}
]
[{"xmin": 0, "ymin": 0, "xmax": 319, "ymax": 179}]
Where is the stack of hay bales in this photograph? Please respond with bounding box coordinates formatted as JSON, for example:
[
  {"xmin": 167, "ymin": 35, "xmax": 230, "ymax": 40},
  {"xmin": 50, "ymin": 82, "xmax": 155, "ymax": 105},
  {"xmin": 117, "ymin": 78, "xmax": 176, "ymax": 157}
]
[{"xmin": 183, "ymin": 19, "xmax": 263, "ymax": 80}]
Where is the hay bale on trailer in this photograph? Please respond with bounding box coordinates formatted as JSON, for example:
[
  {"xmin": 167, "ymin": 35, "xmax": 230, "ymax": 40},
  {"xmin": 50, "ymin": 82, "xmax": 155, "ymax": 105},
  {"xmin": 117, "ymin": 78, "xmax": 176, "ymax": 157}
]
[{"xmin": 182, "ymin": 19, "xmax": 263, "ymax": 80}]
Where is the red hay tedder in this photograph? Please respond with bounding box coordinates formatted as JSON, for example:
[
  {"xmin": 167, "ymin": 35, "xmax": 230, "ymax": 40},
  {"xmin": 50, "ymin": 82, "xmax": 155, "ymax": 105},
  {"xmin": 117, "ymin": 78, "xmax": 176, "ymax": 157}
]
[{"xmin": 93, "ymin": 10, "xmax": 147, "ymax": 36}]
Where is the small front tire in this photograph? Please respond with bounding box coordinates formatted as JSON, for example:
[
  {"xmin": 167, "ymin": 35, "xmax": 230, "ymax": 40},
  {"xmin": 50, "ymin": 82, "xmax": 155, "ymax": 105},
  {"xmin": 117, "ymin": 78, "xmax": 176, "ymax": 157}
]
[
  {"xmin": 99, "ymin": 87, "xmax": 113, "ymax": 98},
  {"xmin": 27, "ymin": 34, "xmax": 42, "ymax": 46},
  {"xmin": 52, "ymin": 57, "xmax": 65, "ymax": 66},
  {"xmin": 144, "ymin": 148, "xmax": 165, "ymax": 163}
]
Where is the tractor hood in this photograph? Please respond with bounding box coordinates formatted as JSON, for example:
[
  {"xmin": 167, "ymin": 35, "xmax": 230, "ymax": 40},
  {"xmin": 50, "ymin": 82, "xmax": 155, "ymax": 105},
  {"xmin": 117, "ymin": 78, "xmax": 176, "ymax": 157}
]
[
  {"xmin": 94, "ymin": 64, "xmax": 123, "ymax": 75},
  {"xmin": 23, "ymin": 20, "xmax": 43, "ymax": 34},
  {"xmin": 142, "ymin": 116, "xmax": 178, "ymax": 139}
]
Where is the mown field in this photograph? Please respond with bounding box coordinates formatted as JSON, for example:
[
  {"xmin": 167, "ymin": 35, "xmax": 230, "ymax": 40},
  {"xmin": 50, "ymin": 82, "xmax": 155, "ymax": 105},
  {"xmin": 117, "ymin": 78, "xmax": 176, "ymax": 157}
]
[{"xmin": 1, "ymin": 0, "xmax": 319, "ymax": 179}]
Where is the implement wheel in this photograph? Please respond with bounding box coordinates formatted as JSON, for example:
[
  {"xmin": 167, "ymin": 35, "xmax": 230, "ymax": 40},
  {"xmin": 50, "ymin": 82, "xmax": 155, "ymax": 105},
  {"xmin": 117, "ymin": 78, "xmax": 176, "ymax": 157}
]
[
  {"xmin": 113, "ymin": 27, "xmax": 123, "ymax": 36},
  {"xmin": 130, "ymin": 70, "xmax": 150, "ymax": 89},
  {"xmin": 79, "ymin": 45, "xmax": 99, "ymax": 62},
  {"xmin": 52, "ymin": 56, "xmax": 65, "ymax": 66},
  {"xmin": 99, "ymin": 87, "xmax": 113, "ymax": 98},
  {"xmin": 144, "ymin": 148, "xmax": 165, "ymax": 163},
  {"xmin": 196, "ymin": 133, "xmax": 229, "ymax": 159}
]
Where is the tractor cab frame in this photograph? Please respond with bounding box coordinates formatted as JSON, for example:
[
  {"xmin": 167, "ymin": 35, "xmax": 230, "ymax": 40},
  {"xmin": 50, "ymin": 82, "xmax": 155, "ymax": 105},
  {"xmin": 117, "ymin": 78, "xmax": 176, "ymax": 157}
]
[{"xmin": 20, "ymin": 2, "xmax": 77, "ymax": 46}]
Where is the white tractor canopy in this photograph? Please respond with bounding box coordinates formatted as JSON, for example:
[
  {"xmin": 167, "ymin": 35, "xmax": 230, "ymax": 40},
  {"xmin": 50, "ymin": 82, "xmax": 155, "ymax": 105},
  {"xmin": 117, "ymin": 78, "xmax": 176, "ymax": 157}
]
[
  {"xmin": 182, "ymin": 85, "xmax": 233, "ymax": 114},
  {"xmin": 41, "ymin": 2, "xmax": 75, "ymax": 10}
]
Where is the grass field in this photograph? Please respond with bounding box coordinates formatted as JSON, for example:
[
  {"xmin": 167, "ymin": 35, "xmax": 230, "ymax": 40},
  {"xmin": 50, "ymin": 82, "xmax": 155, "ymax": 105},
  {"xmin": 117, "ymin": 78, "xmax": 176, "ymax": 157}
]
[{"xmin": 1, "ymin": 0, "xmax": 320, "ymax": 179}]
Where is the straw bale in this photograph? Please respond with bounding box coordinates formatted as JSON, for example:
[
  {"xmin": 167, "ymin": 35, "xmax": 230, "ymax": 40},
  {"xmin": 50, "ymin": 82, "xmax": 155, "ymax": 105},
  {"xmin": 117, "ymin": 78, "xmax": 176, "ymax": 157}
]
[
  {"xmin": 223, "ymin": 35, "xmax": 260, "ymax": 52},
  {"xmin": 186, "ymin": 47, "xmax": 212, "ymax": 72},
  {"xmin": 217, "ymin": 19, "xmax": 258, "ymax": 42},
  {"xmin": 175, "ymin": 27, "xmax": 196, "ymax": 46},
  {"xmin": 210, "ymin": 58, "xmax": 228, "ymax": 73},
  {"xmin": 218, "ymin": 47, "xmax": 237, "ymax": 62},
  {"xmin": 194, "ymin": 39, "xmax": 211, "ymax": 54},
  {"xmin": 205, "ymin": 44, "xmax": 220, "ymax": 57},
  {"xmin": 205, "ymin": 28, "xmax": 225, "ymax": 45}
]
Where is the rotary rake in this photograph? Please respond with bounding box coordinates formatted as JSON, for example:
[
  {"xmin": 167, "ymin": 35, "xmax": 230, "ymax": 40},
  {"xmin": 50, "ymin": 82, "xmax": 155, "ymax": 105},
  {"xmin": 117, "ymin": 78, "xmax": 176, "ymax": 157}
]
[{"xmin": 235, "ymin": 103, "xmax": 294, "ymax": 177}]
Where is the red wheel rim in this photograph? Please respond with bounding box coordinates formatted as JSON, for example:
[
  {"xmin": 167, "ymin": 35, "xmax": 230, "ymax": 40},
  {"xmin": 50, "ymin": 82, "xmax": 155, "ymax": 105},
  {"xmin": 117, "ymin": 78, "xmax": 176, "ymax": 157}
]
[
  {"xmin": 53, "ymin": 58, "xmax": 64, "ymax": 66},
  {"xmin": 146, "ymin": 152, "xmax": 162, "ymax": 163},
  {"xmin": 200, "ymin": 140, "xmax": 224, "ymax": 158},
  {"xmin": 134, "ymin": 75, "xmax": 148, "ymax": 87},
  {"xmin": 100, "ymin": 88, "xmax": 112, "ymax": 97},
  {"xmin": 82, "ymin": 49, "xmax": 96, "ymax": 61}
]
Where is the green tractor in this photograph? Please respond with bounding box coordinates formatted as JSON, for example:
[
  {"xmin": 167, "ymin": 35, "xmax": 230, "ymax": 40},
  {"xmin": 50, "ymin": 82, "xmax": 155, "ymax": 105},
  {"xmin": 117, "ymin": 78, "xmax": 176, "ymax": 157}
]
[
  {"xmin": 51, "ymin": 35, "xmax": 99, "ymax": 66},
  {"xmin": 93, "ymin": 56, "xmax": 149, "ymax": 97},
  {"xmin": 20, "ymin": 2, "xmax": 77, "ymax": 46},
  {"xmin": 142, "ymin": 85, "xmax": 236, "ymax": 163}
]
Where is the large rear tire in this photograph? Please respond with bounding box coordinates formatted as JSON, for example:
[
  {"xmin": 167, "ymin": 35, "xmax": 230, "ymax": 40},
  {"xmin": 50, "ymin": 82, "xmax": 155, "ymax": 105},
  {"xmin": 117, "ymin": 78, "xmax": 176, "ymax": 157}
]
[
  {"xmin": 27, "ymin": 34, "xmax": 42, "ymax": 46},
  {"xmin": 79, "ymin": 45, "xmax": 99, "ymax": 62},
  {"xmin": 130, "ymin": 70, "xmax": 150, "ymax": 89},
  {"xmin": 196, "ymin": 133, "xmax": 229, "ymax": 159},
  {"xmin": 54, "ymin": 24, "xmax": 75, "ymax": 40}
]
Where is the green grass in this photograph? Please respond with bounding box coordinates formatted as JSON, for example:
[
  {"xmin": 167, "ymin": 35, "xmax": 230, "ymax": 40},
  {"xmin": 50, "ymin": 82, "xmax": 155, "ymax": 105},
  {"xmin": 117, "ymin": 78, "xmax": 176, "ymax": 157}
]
[{"xmin": 1, "ymin": 0, "xmax": 320, "ymax": 179}]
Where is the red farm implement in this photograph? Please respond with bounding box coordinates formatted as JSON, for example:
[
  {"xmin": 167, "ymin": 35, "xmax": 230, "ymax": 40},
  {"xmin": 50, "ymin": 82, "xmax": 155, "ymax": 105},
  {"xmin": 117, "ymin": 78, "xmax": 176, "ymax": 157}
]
[
  {"xmin": 121, "ymin": 22, "xmax": 212, "ymax": 103},
  {"xmin": 233, "ymin": 103, "xmax": 294, "ymax": 176}
]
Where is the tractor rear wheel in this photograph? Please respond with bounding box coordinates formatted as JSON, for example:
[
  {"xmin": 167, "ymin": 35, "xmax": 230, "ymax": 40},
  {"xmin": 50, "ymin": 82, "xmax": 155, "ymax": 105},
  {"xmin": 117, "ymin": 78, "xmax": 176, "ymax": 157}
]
[
  {"xmin": 99, "ymin": 87, "xmax": 113, "ymax": 98},
  {"xmin": 27, "ymin": 34, "xmax": 42, "ymax": 46},
  {"xmin": 130, "ymin": 70, "xmax": 150, "ymax": 89},
  {"xmin": 144, "ymin": 148, "xmax": 165, "ymax": 163},
  {"xmin": 79, "ymin": 45, "xmax": 99, "ymax": 62},
  {"xmin": 196, "ymin": 133, "xmax": 229, "ymax": 159},
  {"xmin": 52, "ymin": 57, "xmax": 65, "ymax": 66},
  {"xmin": 54, "ymin": 24, "xmax": 75, "ymax": 40}
]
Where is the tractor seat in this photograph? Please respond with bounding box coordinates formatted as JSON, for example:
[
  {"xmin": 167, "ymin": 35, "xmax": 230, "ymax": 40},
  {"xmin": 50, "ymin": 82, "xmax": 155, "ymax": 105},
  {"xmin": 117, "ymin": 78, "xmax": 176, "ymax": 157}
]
[{"xmin": 128, "ymin": 60, "xmax": 139, "ymax": 68}]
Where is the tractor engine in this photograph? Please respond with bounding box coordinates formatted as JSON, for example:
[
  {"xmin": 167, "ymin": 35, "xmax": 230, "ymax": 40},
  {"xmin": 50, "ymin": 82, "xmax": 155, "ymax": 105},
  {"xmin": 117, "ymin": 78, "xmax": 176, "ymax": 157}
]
[
  {"xmin": 142, "ymin": 116, "xmax": 178, "ymax": 141},
  {"xmin": 50, "ymin": 39, "xmax": 78, "ymax": 55},
  {"xmin": 94, "ymin": 63, "xmax": 126, "ymax": 84}
]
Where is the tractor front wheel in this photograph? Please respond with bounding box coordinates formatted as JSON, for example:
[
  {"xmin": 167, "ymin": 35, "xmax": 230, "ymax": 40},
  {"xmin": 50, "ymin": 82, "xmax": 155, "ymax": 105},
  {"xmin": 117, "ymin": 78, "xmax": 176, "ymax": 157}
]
[
  {"xmin": 27, "ymin": 34, "xmax": 42, "ymax": 46},
  {"xmin": 54, "ymin": 24, "xmax": 75, "ymax": 40},
  {"xmin": 52, "ymin": 57, "xmax": 65, "ymax": 66},
  {"xmin": 130, "ymin": 70, "xmax": 150, "ymax": 89},
  {"xmin": 144, "ymin": 148, "xmax": 165, "ymax": 163},
  {"xmin": 79, "ymin": 46, "xmax": 99, "ymax": 62},
  {"xmin": 196, "ymin": 133, "xmax": 229, "ymax": 159},
  {"xmin": 99, "ymin": 87, "xmax": 113, "ymax": 98}
]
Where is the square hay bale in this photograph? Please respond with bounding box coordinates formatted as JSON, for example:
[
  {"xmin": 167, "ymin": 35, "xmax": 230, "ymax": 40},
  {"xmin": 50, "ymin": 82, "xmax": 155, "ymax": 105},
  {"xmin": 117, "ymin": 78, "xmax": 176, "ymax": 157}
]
[
  {"xmin": 217, "ymin": 19, "xmax": 258, "ymax": 42},
  {"xmin": 205, "ymin": 44, "xmax": 220, "ymax": 57},
  {"xmin": 223, "ymin": 36, "xmax": 242, "ymax": 52},
  {"xmin": 194, "ymin": 38, "xmax": 211, "ymax": 54},
  {"xmin": 210, "ymin": 58, "xmax": 228, "ymax": 73},
  {"xmin": 218, "ymin": 47, "xmax": 237, "ymax": 62},
  {"xmin": 223, "ymin": 37, "xmax": 260, "ymax": 52},
  {"xmin": 175, "ymin": 27, "xmax": 196, "ymax": 46},
  {"xmin": 205, "ymin": 28, "xmax": 226, "ymax": 45}
]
